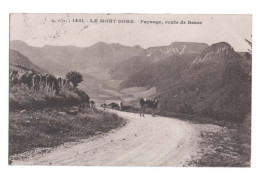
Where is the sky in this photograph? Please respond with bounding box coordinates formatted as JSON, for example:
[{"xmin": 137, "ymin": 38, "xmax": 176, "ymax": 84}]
[{"xmin": 10, "ymin": 14, "xmax": 252, "ymax": 51}]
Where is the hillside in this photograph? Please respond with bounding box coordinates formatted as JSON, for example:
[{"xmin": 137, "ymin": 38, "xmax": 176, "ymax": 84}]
[
  {"xmin": 109, "ymin": 42, "xmax": 208, "ymax": 79},
  {"xmin": 10, "ymin": 49, "xmax": 46, "ymax": 73},
  {"xmin": 121, "ymin": 42, "xmax": 251, "ymax": 121},
  {"xmin": 10, "ymin": 40, "xmax": 143, "ymax": 75},
  {"xmin": 120, "ymin": 53, "xmax": 199, "ymax": 89},
  {"xmin": 9, "ymin": 60, "xmax": 126, "ymax": 159}
]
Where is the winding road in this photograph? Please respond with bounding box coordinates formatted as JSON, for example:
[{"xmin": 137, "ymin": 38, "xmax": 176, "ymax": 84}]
[{"xmin": 12, "ymin": 109, "xmax": 204, "ymax": 166}]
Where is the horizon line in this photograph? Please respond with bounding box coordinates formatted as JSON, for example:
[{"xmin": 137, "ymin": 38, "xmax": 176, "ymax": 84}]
[{"xmin": 9, "ymin": 39, "xmax": 248, "ymax": 52}]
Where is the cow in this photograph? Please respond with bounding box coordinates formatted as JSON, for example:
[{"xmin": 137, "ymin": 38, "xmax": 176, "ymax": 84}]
[
  {"xmin": 139, "ymin": 98, "xmax": 159, "ymax": 117},
  {"xmin": 41, "ymin": 73, "xmax": 49, "ymax": 90},
  {"xmin": 17, "ymin": 71, "xmax": 34, "ymax": 89},
  {"xmin": 118, "ymin": 101, "xmax": 123, "ymax": 111},
  {"xmin": 57, "ymin": 76, "xmax": 62, "ymax": 88},
  {"xmin": 10, "ymin": 70, "xmax": 18, "ymax": 84},
  {"xmin": 46, "ymin": 74, "xmax": 53, "ymax": 93},
  {"xmin": 32, "ymin": 74, "xmax": 41, "ymax": 92},
  {"xmin": 52, "ymin": 77, "xmax": 60, "ymax": 95},
  {"xmin": 62, "ymin": 78, "xmax": 67, "ymax": 86},
  {"xmin": 90, "ymin": 100, "xmax": 95, "ymax": 109},
  {"xmin": 46, "ymin": 74, "xmax": 60, "ymax": 95},
  {"xmin": 11, "ymin": 76, "xmax": 18, "ymax": 85}
]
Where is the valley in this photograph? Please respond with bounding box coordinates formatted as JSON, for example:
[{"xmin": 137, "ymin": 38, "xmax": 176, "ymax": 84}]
[{"xmin": 10, "ymin": 40, "xmax": 251, "ymax": 123}]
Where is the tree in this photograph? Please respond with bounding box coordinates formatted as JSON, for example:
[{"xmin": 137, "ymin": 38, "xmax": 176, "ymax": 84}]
[{"xmin": 66, "ymin": 71, "xmax": 84, "ymax": 89}]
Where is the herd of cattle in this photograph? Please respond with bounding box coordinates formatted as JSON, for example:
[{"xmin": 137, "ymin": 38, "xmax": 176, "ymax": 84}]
[
  {"xmin": 100, "ymin": 98, "xmax": 159, "ymax": 117},
  {"xmin": 9, "ymin": 69, "xmax": 69, "ymax": 94},
  {"xmin": 10, "ymin": 69, "xmax": 159, "ymax": 117}
]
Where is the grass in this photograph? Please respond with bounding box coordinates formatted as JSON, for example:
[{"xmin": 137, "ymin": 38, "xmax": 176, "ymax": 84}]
[
  {"xmin": 9, "ymin": 104, "xmax": 126, "ymax": 157},
  {"xmin": 184, "ymin": 113, "xmax": 251, "ymax": 167},
  {"xmin": 9, "ymin": 84, "xmax": 89, "ymax": 111}
]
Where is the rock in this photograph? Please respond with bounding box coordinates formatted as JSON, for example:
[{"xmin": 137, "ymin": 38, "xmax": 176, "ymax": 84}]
[
  {"xmin": 66, "ymin": 110, "xmax": 78, "ymax": 115},
  {"xmin": 228, "ymin": 146, "xmax": 234, "ymax": 151},
  {"xmin": 208, "ymin": 132, "xmax": 214, "ymax": 136},
  {"xmin": 58, "ymin": 112, "xmax": 66, "ymax": 116},
  {"xmin": 20, "ymin": 110, "xmax": 27, "ymax": 113},
  {"xmin": 215, "ymin": 146, "xmax": 223, "ymax": 152},
  {"xmin": 223, "ymin": 137, "xmax": 230, "ymax": 142},
  {"xmin": 220, "ymin": 140, "xmax": 225, "ymax": 144},
  {"xmin": 24, "ymin": 120, "xmax": 30, "ymax": 124},
  {"xmin": 94, "ymin": 131, "xmax": 102, "ymax": 135},
  {"xmin": 71, "ymin": 106, "xmax": 79, "ymax": 111},
  {"xmin": 200, "ymin": 131, "xmax": 207, "ymax": 137}
]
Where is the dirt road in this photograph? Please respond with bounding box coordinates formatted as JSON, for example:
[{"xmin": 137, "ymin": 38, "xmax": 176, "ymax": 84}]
[{"xmin": 12, "ymin": 109, "xmax": 209, "ymax": 166}]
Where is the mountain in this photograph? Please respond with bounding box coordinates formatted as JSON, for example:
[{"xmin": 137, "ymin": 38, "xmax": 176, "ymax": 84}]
[
  {"xmin": 10, "ymin": 40, "xmax": 143, "ymax": 75},
  {"xmin": 120, "ymin": 53, "xmax": 199, "ymax": 89},
  {"xmin": 9, "ymin": 49, "xmax": 46, "ymax": 73},
  {"xmin": 121, "ymin": 42, "xmax": 251, "ymax": 121},
  {"xmin": 191, "ymin": 42, "xmax": 241, "ymax": 65},
  {"xmin": 109, "ymin": 42, "xmax": 208, "ymax": 79}
]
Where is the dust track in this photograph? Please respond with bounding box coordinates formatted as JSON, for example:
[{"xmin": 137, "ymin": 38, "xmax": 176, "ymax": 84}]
[{"xmin": 12, "ymin": 109, "xmax": 204, "ymax": 166}]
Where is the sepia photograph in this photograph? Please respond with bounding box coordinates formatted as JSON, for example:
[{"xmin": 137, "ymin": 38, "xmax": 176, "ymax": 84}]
[{"xmin": 8, "ymin": 13, "xmax": 252, "ymax": 167}]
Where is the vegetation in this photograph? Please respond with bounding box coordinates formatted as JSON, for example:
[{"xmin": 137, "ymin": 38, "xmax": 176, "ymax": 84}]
[
  {"xmin": 9, "ymin": 67, "xmax": 126, "ymax": 158},
  {"xmin": 244, "ymin": 36, "xmax": 252, "ymax": 59},
  {"xmin": 66, "ymin": 71, "xmax": 84, "ymax": 89},
  {"xmin": 188, "ymin": 114, "xmax": 251, "ymax": 167},
  {"xmin": 9, "ymin": 84, "xmax": 89, "ymax": 111},
  {"xmin": 9, "ymin": 106, "xmax": 125, "ymax": 156}
]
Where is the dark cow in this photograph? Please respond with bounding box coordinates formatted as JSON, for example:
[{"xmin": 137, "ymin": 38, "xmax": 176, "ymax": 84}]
[
  {"xmin": 90, "ymin": 100, "xmax": 95, "ymax": 109},
  {"xmin": 46, "ymin": 74, "xmax": 60, "ymax": 95},
  {"xmin": 10, "ymin": 70, "xmax": 18, "ymax": 84},
  {"xmin": 52, "ymin": 77, "xmax": 60, "ymax": 95},
  {"xmin": 62, "ymin": 79, "xmax": 67, "ymax": 86},
  {"xmin": 139, "ymin": 98, "xmax": 159, "ymax": 117},
  {"xmin": 17, "ymin": 71, "xmax": 34, "ymax": 89},
  {"xmin": 41, "ymin": 73, "xmax": 49, "ymax": 90},
  {"xmin": 32, "ymin": 74, "xmax": 41, "ymax": 92}
]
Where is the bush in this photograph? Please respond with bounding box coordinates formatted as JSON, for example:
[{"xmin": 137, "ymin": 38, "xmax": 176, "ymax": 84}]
[{"xmin": 66, "ymin": 71, "xmax": 84, "ymax": 89}]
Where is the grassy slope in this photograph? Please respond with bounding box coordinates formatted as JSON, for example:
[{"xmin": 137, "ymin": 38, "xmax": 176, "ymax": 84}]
[
  {"xmin": 9, "ymin": 106, "xmax": 125, "ymax": 156},
  {"xmin": 9, "ymin": 84, "xmax": 89, "ymax": 111},
  {"xmin": 9, "ymin": 71, "xmax": 126, "ymax": 157},
  {"xmin": 189, "ymin": 114, "xmax": 251, "ymax": 167}
]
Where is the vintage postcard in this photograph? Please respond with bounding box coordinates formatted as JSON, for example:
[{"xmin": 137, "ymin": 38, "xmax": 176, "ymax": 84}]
[{"xmin": 9, "ymin": 14, "xmax": 252, "ymax": 166}]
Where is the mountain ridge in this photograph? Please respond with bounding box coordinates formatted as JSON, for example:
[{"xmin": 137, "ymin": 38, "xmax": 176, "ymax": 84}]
[
  {"xmin": 10, "ymin": 40, "xmax": 144, "ymax": 75},
  {"xmin": 109, "ymin": 42, "xmax": 208, "ymax": 80},
  {"xmin": 120, "ymin": 42, "xmax": 251, "ymax": 121}
]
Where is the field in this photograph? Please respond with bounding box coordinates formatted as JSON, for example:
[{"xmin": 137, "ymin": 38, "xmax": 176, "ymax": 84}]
[{"xmin": 9, "ymin": 105, "xmax": 126, "ymax": 158}]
